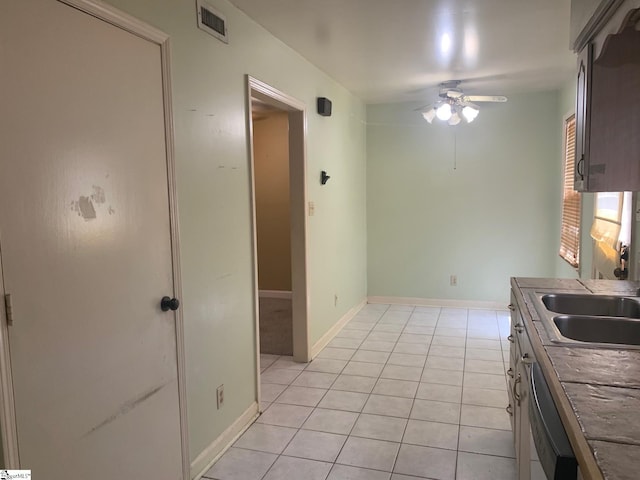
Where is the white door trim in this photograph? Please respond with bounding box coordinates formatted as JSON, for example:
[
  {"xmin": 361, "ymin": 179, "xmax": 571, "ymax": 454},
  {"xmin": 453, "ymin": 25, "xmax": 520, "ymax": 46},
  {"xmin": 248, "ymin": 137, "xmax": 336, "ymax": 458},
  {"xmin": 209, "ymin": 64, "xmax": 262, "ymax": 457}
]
[
  {"xmin": 0, "ymin": 1, "xmax": 190, "ymax": 477},
  {"xmin": 246, "ymin": 76, "xmax": 311, "ymax": 407}
]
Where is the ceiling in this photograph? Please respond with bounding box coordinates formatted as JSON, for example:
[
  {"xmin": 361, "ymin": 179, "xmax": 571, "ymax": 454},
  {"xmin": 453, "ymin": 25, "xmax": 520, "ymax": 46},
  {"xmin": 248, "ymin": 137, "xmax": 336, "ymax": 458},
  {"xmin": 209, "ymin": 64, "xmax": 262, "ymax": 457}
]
[{"xmin": 229, "ymin": 0, "xmax": 577, "ymax": 104}]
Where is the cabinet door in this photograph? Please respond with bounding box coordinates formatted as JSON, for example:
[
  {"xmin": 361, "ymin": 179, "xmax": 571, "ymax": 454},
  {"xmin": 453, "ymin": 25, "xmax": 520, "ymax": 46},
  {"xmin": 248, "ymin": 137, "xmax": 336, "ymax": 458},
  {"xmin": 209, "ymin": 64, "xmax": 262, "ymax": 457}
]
[
  {"xmin": 517, "ymin": 359, "xmax": 532, "ymax": 480},
  {"xmin": 509, "ymin": 294, "xmax": 530, "ymax": 479},
  {"xmin": 574, "ymin": 43, "xmax": 592, "ymax": 191},
  {"xmin": 510, "ymin": 351, "xmax": 523, "ymax": 475},
  {"xmin": 508, "ymin": 299, "xmax": 519, "ymax": 456},
  {"xmin": 588, "ymin": 13, "xmax": 640, "ymax": 191}
]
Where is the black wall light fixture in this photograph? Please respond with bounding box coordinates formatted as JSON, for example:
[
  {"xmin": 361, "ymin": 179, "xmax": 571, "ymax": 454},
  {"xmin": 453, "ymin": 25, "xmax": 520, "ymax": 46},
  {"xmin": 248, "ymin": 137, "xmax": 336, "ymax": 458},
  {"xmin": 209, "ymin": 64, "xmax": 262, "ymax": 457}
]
[
  {"xmin": 317, "ymin": 97, "xmax": 332, "ymax": 116},
  {"xmin": 321, "ymin": 171, "xmax": 331, "ymax": 185}
]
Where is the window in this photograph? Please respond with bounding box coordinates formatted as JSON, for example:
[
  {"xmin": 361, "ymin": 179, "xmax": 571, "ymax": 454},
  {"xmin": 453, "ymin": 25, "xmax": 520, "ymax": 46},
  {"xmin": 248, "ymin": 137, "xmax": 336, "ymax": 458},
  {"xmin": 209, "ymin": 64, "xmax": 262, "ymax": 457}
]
[
  {"xmin": 559, "ymin": 115, "xmax": 581, "ymax": 268},
  {"xmin": 591, "ymin": 191, "xmax": 632, "ymax": 278},
  {"xmin": 591, "ymin": 192, "xmax": 625, "ymax": 248}
]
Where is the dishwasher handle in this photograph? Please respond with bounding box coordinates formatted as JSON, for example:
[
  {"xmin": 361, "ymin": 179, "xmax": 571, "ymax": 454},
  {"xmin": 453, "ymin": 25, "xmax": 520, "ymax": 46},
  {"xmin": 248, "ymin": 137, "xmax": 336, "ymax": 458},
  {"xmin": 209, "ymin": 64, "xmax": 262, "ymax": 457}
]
[{"xmin": 529, "ymin": 363, "xmax": 578, "ymax": 479}]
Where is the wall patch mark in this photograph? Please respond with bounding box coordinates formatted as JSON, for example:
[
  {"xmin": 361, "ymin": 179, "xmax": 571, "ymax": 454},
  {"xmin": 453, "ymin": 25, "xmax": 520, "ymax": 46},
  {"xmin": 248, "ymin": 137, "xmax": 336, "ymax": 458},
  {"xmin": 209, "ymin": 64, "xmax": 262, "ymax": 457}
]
[
  {"xmin": 71, "ymin": 196, "xmax": 96, "ymax": 220},
  {"xmin": 70, "ymin": 185, "xmax": 111, "ymax": 221}
]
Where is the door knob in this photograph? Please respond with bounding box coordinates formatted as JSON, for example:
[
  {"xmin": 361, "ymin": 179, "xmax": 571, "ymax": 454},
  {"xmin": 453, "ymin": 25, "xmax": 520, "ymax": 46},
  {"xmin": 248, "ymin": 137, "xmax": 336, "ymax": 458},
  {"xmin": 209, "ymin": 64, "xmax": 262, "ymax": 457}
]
[{"xmin": 161, "ymin": 296, "xmax": 180, "ymax": 311}]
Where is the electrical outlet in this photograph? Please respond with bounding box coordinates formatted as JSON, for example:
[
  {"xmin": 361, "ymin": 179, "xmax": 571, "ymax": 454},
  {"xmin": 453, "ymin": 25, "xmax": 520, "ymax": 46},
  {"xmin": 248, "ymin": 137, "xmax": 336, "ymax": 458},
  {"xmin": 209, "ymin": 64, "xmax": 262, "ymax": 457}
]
[
  {"xmin": 308, "ymin": 201, "xmax": 315, "ymax": 216},
  {"xmin": 216, "ymin": 384, "xmax": 224, "ymax": 409},
  {"xmin": 450, "ymin": 275, "xmax": 457, "ymax": 286}
]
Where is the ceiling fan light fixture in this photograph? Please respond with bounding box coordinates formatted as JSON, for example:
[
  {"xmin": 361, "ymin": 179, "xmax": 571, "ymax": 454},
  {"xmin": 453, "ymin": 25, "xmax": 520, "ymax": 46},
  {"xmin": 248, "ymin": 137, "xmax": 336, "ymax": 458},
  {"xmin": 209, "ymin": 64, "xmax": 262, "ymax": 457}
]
[
  {"xmin": 462, "ymin": 105, "xmax": 479, "ymax": 122},
  {"xmin": 436, "ymin": 103, "xmax": 452, "ymax": 121},
  {"xmin": 421, "ymin": 106, "xmax": 436, "ymax": 123},
  {"xmin": 419, "ymin": 82, "xmax": 507, "ymax": 125},
  {"xmin": 448, "ymin": 110, "xmax": 462, "ymax": 126}
]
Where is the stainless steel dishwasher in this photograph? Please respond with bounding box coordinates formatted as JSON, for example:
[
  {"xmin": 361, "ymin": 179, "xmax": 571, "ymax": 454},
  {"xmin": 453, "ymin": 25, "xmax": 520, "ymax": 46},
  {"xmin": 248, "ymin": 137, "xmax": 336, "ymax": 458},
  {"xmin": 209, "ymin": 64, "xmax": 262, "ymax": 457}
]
[{"xmin": 528, "ymin": 362, "xmax": 578, "ymax": 479}]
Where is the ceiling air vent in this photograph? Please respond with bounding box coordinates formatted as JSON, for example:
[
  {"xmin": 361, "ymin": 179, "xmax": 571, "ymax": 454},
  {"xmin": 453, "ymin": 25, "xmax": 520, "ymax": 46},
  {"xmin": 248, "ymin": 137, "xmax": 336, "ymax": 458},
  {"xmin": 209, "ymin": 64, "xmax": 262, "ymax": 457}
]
[{"xmin": 197, "ymin": 0, "xmax": 228, "ymax": 44}]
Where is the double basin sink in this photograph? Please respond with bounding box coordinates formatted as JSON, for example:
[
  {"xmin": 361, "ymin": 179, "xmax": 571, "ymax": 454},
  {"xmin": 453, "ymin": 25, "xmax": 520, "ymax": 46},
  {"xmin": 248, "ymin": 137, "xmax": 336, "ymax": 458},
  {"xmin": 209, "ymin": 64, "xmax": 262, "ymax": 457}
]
[{"xmin": 533, "ymin": 293, "xmax": 640, "ymax": 347}]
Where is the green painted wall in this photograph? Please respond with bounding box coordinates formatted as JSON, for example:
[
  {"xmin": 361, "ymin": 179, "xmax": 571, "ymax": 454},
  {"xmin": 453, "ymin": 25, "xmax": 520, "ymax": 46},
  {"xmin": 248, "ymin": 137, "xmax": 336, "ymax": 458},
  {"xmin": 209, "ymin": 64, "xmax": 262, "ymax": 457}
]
[
  {"xmin": 103, "ymin": 0, "xmax": 367, "ymax": 468},
  {"xmin": 367, "ymin": 91, "xmax": 564, "ymax": 304}
]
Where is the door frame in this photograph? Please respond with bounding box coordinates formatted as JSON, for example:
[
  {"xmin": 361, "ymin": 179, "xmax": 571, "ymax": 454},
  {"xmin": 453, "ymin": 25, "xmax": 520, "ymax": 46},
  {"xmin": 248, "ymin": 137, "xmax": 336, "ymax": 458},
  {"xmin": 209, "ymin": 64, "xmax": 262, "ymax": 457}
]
[
  {"xmin": 0, "ymin": 243, "xmax": 19, "ymax": 467},
  {"xmin": 246, "ymin": 77, "xmax": 310, "ymax": 392},
  {"xmin": 0, "ymin": 1, "xmax": 190, "ymax": 477}
]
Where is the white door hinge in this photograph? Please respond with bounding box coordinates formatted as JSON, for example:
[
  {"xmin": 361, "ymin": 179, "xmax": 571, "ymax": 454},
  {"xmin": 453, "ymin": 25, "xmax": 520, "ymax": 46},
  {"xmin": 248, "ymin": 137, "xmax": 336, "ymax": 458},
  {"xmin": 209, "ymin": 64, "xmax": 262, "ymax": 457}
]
[{"xmin": 4, "ymin": 294, "xmax": 13, "ymax": 326}]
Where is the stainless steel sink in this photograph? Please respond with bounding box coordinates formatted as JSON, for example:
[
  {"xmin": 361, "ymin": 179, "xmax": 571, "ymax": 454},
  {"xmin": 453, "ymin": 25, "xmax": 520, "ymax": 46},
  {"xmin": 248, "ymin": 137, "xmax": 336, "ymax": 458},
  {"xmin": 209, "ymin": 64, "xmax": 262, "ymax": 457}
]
[
  {"xmin": 541, "ymin": 293, "xmax": 640, "ymax": 318},
  {"xmin": 531, "ymin": 292, "xmax": 640, "ymax": 349},
  {"xmin": 553, "ymin": 315, "xmax": 640, "ymax": 345}
]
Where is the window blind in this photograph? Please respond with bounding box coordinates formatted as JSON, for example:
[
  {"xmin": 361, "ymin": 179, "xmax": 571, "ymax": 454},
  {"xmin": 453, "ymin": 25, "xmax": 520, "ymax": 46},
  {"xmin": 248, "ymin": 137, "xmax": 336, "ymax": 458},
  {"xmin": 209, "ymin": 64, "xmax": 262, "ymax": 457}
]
[{"xmin": 559, "ymin": 115, "xmax": 581, "ymax": 268}]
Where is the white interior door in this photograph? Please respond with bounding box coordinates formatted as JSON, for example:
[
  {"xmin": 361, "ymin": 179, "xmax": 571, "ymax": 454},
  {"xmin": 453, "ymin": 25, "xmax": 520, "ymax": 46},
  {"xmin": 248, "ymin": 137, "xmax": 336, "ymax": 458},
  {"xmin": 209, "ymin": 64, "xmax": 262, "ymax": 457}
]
[{"xmin": 0, "ymin": 1, "xmax": 183, "ymax": 478}]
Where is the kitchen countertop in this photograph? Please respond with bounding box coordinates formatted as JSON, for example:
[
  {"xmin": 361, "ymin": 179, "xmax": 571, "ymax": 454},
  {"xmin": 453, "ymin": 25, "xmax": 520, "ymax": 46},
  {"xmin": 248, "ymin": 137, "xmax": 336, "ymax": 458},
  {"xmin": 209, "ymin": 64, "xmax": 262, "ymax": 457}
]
[{"xmin": 512, "ymin": 277, "xmax": 640, "ymax": 480}]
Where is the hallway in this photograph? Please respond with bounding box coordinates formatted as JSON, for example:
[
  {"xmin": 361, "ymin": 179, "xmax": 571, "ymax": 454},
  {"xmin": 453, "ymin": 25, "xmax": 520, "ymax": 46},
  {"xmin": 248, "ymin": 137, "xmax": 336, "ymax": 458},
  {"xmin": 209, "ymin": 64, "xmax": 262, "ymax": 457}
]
[{"xmin": 205, "ymin": 303, "xmax": 516, "ymax": 480}]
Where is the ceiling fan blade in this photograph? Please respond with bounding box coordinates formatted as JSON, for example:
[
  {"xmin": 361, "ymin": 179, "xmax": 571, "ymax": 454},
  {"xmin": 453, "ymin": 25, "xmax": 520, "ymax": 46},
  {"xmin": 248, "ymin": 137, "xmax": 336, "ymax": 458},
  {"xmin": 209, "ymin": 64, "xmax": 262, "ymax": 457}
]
[{"xmin": 466, "ymin": 95, "xmax": 508, "ymax": 103}]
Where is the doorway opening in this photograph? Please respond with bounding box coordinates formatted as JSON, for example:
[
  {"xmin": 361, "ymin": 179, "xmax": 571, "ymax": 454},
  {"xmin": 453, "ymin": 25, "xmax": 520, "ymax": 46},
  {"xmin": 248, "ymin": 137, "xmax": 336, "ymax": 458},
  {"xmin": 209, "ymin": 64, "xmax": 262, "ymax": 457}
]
[
  {"xmin": 253, "ymin": 106, "xmax": 293, "ymax": 355},
  {"xmin": 247, "ymin": 77, "xmax": 310, "ymax": 387}
]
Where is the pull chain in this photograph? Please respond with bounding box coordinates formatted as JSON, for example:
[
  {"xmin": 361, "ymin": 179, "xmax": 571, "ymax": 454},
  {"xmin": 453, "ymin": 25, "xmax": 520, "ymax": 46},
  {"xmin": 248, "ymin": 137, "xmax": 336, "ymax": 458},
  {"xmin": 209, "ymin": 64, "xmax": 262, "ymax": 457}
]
[{"xmin": 453, "ymin": 130, "xmax": 457, "ymax": 170}]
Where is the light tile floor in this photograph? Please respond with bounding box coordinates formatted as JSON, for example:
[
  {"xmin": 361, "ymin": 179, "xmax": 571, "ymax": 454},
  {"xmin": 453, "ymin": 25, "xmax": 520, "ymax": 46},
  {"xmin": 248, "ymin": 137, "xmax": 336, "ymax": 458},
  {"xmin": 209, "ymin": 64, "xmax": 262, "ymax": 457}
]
[{"xmin": 204, "ymin": 304, "xmax": 516, "ymax": 480}]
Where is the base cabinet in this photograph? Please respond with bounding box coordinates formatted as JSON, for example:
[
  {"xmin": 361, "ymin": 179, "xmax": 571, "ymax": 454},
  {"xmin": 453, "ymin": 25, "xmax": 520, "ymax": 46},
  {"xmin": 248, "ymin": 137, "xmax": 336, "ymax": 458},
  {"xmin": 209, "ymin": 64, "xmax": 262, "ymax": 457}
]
[
  {"xmin": 509, "ymin": 293, "xmax": 532, "ymax": 479},
  {"xmin": 509, "ymin": 291, "xmax": 548, "ymax": 480}
]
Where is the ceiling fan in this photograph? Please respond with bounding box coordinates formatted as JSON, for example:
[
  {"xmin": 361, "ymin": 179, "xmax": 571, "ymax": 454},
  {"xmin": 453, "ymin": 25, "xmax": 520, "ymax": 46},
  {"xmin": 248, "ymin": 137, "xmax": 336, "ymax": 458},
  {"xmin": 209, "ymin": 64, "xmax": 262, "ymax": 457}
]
[{"xmin": 417, "ymin": 80, "xmax": 507, "ymax": 125}]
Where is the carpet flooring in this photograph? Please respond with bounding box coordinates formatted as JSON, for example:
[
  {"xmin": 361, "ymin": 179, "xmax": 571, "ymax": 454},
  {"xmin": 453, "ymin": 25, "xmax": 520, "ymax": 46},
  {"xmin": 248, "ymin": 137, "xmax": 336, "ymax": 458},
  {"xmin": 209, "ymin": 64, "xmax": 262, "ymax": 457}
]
[{"xmin": 259, "ymin": 297, "xmax": 293, "ymax": 355}]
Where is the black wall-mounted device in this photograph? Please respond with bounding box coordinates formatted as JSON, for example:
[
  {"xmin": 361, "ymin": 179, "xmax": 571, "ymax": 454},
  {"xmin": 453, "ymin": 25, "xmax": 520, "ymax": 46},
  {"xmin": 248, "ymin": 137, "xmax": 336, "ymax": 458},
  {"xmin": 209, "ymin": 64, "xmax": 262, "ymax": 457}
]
[
  {"xmin": 317, "ymin": 97, "xmax": 332, "ymax": 116},
  {"xmin": 321, "ymin": 171, "xmax": 331, "ymax": 185}
]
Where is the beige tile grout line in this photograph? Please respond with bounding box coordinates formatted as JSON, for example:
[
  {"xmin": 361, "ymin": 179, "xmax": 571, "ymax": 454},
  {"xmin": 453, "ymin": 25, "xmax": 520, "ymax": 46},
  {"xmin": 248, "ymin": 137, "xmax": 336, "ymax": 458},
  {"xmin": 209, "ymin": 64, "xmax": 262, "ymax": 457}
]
[
  {"xmin": 255, "ymin": 304, "xmax": 394, "ymax": 480},
  {"xmin": 388, "ymin": 304, "xmax": 419, "ymax": 477},
  {"xmin": 244, "ymin": 306, "xmax": 510, "ymax": 480},
  {"xmin": 324, "ymin": 303, "xmax": 396, "ymax": 478},
  {"xmin": 452, "ymin": 308, "xmax": 470, "ymax": 480}
]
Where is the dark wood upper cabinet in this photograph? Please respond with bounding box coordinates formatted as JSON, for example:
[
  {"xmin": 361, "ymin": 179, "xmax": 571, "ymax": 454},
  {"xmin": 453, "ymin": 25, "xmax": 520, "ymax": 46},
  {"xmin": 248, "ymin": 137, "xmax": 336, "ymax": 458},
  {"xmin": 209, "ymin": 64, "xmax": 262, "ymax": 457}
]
[
  {"xmin": 589, "ymin": 13, "xmax": 640, "ymax": 191},
  {"xmin": 573, "ymin": 3, "xmax": 640, "ymax": 191},
  {"xmin": 574, "ymin": 44, "xmax": 591, "ymax": 191}
]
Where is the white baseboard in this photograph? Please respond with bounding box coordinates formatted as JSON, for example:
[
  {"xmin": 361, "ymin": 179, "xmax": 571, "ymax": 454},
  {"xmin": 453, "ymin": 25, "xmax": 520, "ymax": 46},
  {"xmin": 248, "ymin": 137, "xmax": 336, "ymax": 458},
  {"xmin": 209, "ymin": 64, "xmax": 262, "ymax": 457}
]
[
  {"xmin": 258, "ymin": 289, "xmax": 293, "ymax": 299},
  {"xmin": 191, "ymin": 402, "xmax": 259, "ymax": 480},
  {"xmin": 310, "ymin": 298, "xmax": 367, "ymax": 358},
  {"xmin": 367, "ymin": 296, "xmax": 507, "ymax": 311}
]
